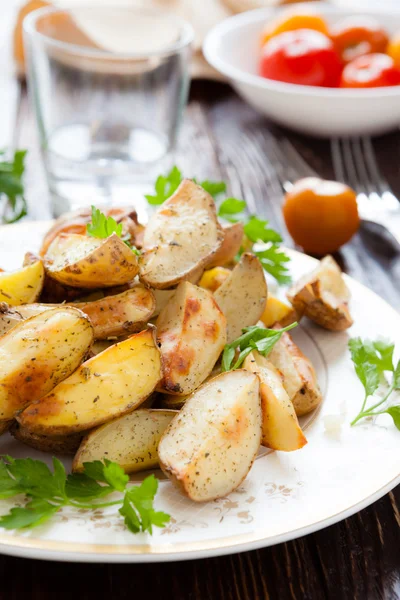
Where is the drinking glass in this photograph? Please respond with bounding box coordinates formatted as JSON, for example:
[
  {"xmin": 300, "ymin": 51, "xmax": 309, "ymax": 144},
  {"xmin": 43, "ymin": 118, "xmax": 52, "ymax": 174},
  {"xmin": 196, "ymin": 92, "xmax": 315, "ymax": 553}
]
[{"xmin": 24, "ymin": 5, "xmax": 193, "ymax": 216}]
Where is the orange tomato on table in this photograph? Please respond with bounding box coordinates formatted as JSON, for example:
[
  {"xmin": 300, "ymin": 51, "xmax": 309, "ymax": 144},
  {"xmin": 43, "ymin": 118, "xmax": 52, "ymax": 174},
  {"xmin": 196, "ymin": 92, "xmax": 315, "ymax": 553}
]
[
  {"xmin": 282, "ymin": 178, "xmax": 360, "ymax": 256},
  {"xmin": 340, "ymin": 53, "xmax": 400, "ymax": 88},
  {"xmin": 259, "ymin": 29, "xmax": 342, "ymax": 87}
]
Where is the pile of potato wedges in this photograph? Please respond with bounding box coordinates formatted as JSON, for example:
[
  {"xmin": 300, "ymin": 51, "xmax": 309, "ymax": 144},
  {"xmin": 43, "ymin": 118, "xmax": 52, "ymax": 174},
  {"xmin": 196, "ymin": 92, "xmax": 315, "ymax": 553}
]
[{"xmin": 0, "ymin": 180, "xmax": 353, "ymax": 502}]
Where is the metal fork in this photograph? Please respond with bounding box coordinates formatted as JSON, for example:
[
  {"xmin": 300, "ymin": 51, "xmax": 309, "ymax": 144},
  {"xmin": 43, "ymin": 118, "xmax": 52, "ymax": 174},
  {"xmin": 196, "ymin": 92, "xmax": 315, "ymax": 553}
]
[
  {"xmin": 331, "ymin": 137, "xmax": 400, "ymax": 246},
  {"xmin": 268, "ymin": 136, "xmax": 400, "ymax": 247}
]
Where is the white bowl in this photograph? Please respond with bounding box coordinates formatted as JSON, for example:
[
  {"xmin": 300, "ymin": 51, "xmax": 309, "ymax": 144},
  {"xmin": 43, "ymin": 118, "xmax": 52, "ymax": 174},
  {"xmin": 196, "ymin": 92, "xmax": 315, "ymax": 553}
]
[{"xmin": 204, "ymin": 4, "xmax": 400, "ymax": 137}]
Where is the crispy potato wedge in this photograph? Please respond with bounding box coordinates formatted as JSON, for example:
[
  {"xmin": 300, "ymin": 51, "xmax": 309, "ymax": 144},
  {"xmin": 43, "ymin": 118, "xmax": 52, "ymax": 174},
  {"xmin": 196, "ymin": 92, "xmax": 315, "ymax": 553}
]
[
  {"xmin": 287, "ymin": 256, "xmax": 352, "ymax": 331},
  {"xmin": 158, "ymin": 370, "xmax": 261, "ymax": 502},
  {"xmin": 199, "ymin": 267, "xmax": 231, "ymax": 293},
  {"xmin": 0, "ymin": 285, "xmax": 155, "ymax": 340},
  {"xmin": 73, "ymin": 409, "xmax": 176, "ymax": 474},
  {"xmin": 156, "ymin": 281, "xmax": 227, "ymax": 395},
  {"xmin": 18, "ymin": 327, "xmax": 162, "ymax": 435},
  {"xmin": 214, "ymin": 253, "xmax": 268, "ymax": 343},
  {"xmin": 261, "ymin": 296, "xmax": 298, "ymax": 328},
  {"xmin": 207, "ymin": 221, "xmax": 244, "ymax": 268},
  {"xmin": 244, "ymin": 351, "xmax": 307, "ymax": 451},
  {"xmin": 0, "ymin": 260, "xmax": 44, "ymax": 306},
  {"xmin": 139, "ymin": 179, "xmax": 224, "ymax": 289},
  {"xmin": 44, "ymin": 233, "xmax": 139, "ymax": 288},
  {"xmin": 0, "ymin": 420, "xmax": 12, "ymax": 436},
  {"xmin": 0, "ymin": 307, "xmax": 94, "ymax": 422},
  {"xmin": 11, "ymin": 423, "xmax": 84, "ymax": 455},
  {"xmin": 0, "ymin": 303, "xmax": 24, "ymax": 337},
  {"xmin": 268, "ymin": 332, "xmax": 322, "ymax": 417},
  {"xmin": 152, "ymin": 288, "xmax": 176, "ymax": 318}
]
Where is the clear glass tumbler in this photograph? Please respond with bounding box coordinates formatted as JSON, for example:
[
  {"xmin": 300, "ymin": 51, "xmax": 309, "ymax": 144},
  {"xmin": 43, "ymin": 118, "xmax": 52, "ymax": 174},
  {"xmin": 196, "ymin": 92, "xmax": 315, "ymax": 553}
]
[{"xmin": 24, "ymin": 5, "xmax": 193, "ymax": 216}]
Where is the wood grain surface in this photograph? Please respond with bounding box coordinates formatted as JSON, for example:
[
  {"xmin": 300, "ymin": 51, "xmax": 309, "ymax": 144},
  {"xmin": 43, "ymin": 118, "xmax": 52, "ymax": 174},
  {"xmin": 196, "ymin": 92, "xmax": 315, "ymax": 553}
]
[{"xmin": 1, "ymin": 64, "xmax": 400, "ymax": 599}]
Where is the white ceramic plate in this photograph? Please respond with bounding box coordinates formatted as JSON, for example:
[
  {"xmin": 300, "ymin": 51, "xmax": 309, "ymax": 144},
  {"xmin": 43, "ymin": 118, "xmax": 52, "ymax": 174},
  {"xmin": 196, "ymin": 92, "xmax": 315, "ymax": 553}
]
[
  {"xmin": 204, "ymin": 4, "xmax": 400, "ymax": 137},
  {"xmin": 0, "ymin": 221, "xmax": 399, "ymax": 563}
]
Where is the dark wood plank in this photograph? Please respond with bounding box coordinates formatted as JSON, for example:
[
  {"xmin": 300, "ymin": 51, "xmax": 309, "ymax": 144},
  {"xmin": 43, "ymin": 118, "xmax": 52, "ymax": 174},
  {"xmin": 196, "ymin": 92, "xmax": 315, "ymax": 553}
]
[{"xmin": 1, "ymin": 80, "xmax": 399, "ymax": 600}]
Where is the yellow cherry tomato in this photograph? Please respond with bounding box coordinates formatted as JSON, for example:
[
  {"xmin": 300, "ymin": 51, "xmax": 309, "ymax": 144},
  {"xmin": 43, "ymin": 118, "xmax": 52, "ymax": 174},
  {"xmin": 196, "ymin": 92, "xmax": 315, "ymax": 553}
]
[
  {"xmin": 260, "ymin": 11, "xmax": 330, "ymax": 47},
  {"xmin": 387, "ymin": 32, "xmax": 400, "ymax": 68}
]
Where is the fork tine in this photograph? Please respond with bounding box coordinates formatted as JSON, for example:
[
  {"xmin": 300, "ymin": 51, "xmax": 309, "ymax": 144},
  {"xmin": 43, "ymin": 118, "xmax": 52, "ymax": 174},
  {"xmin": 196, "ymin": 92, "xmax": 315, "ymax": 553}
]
[
  {"xmin": 361, "ymin": 137, "xmax": 389, "ymax": 195},
  {"xmin": 331, "ymin": 138, "xmax": 346, "ymax": 183},
  {"xmin": 266, "ymin": 138, "xmax": 294, "ymax": 192},
  {"xmin": 341, "ymin": 138, "xmax": 362, "ymax": 193},
  {"xmin": 349, "ymin": 138, "xmax": 373, "ymax": 196},
  {"xmin": 279, "ymin": 138, "xmax": 318, "ymax": 178}
]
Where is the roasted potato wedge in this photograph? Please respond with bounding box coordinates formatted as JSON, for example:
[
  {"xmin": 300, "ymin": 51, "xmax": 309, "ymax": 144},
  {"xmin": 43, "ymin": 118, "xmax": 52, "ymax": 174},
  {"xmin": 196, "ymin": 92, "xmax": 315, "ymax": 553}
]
[
  {"xmin": 156, "ymin": 281, "xmax": 227, "ymax": 395},
  {"xmin": 139, "ymin": 179, "xmax": 224, "ymax": 289},
  {"xmin": 152, "ymin": 288, "xmax": 176, "ymax": 318},
  {"xmin": 261, "ymin": 295, "xmax": 298, "ymax": 328},
  {"xmin": 207, "ymin": 221, "xmax": 244, "ymax": 268},
  {"xmin": 158, "ymin": 370, "xmax": 261, "ymax": 502},
  {"xmin": 0, "ymin": 285, "xmax": 155, "ymax": 340},
  {"xmin": 214, "ymin": 253, "xmax": 268, "ymax": 343},
  {"xmin": 18, "ymin": 327, "xmax": 162, "ymax": 435},
  {"xmin": 44, "ymin": 233, "xmax": 139, "ymax": 288},
  {"xmin": 0, "ymin": 420, "xmax": 12, "ymax": 436},
  {"xmin": 199, "ymin": 267, "xmax": 231, "ymax": 293},
  {"xmin": 0, "ymin": 307, "xmax": 94, "ymax": 422},
  {"xmin": 11, "ymin": 423, "xmax": 84, "ymax": 455},
  {"xmin": 287, "ymin": 256, "xmax": 353, "ymax": 331},
  {"xmin": 268, "ymin": 332, "xmax": 322, "ymax": 417},
  {"xmin": 0, "ymin": 260, "xmax": 44, "ymax": 306},
  {"xmin": 244, "ymin": 351, "xmax": 307, "ymax": 451},
  {"xmin": 73, "ymin": 409, "xmax": 176, "ymax": 474},
  {"xmin": 0, "ymin": 303, "xmax": 24, "ymax": 337}
]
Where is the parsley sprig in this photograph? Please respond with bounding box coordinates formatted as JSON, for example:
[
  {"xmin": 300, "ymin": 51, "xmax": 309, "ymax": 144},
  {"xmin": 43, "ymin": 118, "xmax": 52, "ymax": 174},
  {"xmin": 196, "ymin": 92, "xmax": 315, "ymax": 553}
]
[
  {"xmin": 222, "ymin": 322, "xmax": 297, "ymax": 372},
  {"xmin": 87, "ymin": 206, "xmax": 140, "ymax": 255},
  {"xmin": 349, "ymin": 337, "xmax": 400, "ymax": 428},
  {"xmin": 144, "ymin": 166, "xmax": 291, "ymax": 285},
  {"xmin": 0, "ymin": 150, "xmax": 28, "ymax": 224},
  {"xmin": 0, "ymin": 456, "xmax": 170, "ymax": 534}
]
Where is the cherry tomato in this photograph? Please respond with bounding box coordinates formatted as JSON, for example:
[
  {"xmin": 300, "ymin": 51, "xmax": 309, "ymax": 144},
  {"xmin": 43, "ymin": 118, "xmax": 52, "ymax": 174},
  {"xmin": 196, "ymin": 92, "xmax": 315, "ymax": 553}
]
[
  {"xmin": 387, "ymin": 32, "xmax": 400, "ymax": 68},
  {"xmin": 330, "ymin": 16, "xmax": 389, "ymax": 64},
  {"xmin": 282, "ymin": 177, "xmax": 360, "ymax": 256},
  {"xmin": 260, "ymin": 11, "xmax": 329, "ymax": 47},
  {"xmin": 259, "ymin": 29, "xmax": 342, "ymax": 88},
  {"xmin": 340, "ymin": 53, "xmax": 400, "ymax": 88}
]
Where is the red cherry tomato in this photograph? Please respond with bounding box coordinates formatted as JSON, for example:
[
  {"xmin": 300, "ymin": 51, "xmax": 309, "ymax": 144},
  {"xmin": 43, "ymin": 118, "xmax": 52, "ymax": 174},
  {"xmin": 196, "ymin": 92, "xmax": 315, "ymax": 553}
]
[
  {"xmin": 259, "ymin": 29, "xmax": 342, "ymax": 88},
  {"xmin": 331, "ymin": 16, "xmax": 389, "ymax": 64},
  {"xmin": 340, "ymin": 53, "xmax": 400, "ymax": 88}
]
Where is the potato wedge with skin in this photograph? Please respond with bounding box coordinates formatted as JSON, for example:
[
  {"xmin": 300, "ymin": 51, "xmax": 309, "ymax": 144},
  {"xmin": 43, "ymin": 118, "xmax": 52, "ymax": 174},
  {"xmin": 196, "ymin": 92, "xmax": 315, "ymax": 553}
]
[
  {"xmin": 18, "ymin": 327, "xmax": 162, "ymax": 435},
  {"xmin": 139, "ymin": 179, "xmax": 224, "ymax": 289},
  {"xmin": 0, "ymin": 303, "xmax": 24, "ymax": 337},
  {"xmin": 0, "ymin": 420, "xmax": 12, "ymax": 436},
  {"xmin": 44, "ymin": 232, "xmax": 139, "ymax": 288},
  {"xmin": 0, "ymin": 285, "xmax": 155, "ymax": 340},
  {"xmin": 10, "ymin": 423, "xmax": 84, "ymax": 455},
  {"xmin": 73, "ymin": 409, "xmax": 177, "ymax": 474},
  {"xmin": 206, "ymin": 221, "xmax": 244, "ymax": 268},
  {"xmin": 268, "ymin": 332, "xmax": 322, "ymax": 417},
  {"xmin": 243, "ymin": 351, "xmax": 307, "ymax": 451},
  {"xmin": 0, "ymin": 260, "xmax": 44, "ymax": 306},
  {"xmin": 0, "ymin": 307, "xmax": 94, "ymax": 422},
  {"xmin": 287, "ymin": 256, "xmax": 352, "ymax": 332},
  {"xmin": 214, "ymin": 253, "xmax": 268, "ymax": 343},
  {"xmin": 158, "ymin": 370, "xmax": 261, "ymax": 502},
  {"xmin": 152, "ymin": 288, "xmax": 176, "ymax": 318},
  {"xmin": 156, "ymin": 281, "xmax": 227, "ymax": 395}
]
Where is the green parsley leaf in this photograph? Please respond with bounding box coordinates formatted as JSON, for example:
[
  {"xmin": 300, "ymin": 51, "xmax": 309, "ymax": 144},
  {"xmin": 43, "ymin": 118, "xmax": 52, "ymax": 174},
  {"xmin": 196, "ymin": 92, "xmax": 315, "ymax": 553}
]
[
  {"xmin": 218, "ymin": 198, "xmax": 246, "ymax": 219},
  {"xmin": 5, "ymin": 457, "xmax": 66, "ymax": 502},
  {"xmin": 253, "ymin": 245, "xmax": 291, "ymax": 285},
  {"xmin": 87, "ymin": 206, "xmax": 123, "ymax": 239},
  {"xmin": 222, "ymin": 322, "xmax": 298, "ymax": 371},
  {"xmin": 145, "ymin": 166, "xmax": 182, "ymax": 205},
  {"xmin": 349, "ymin": 338, "xmax": 380, "ymax": 397},
  {"xmin": 0, "ymin": 461, "xmax": 23, "ymax": 499},
  {"xmin": 0, "ymin": 149, "xmax": 28, "ymax": 224},
  {"xmin": 243, "ymin": 217, "xmax": 282, "ymax": 244},
  {"xmin": 120, "ymin": 475, "xmax": 170, "ymax": 534},
  {"xmin": 197, "ymin": 180, "xmax": 226, "ymax": 199},
  {"xmin": 0, "ymin": 500, "xmax": 59, "ymax": 530},
  {"xmin": 65, "ymin": 473, "xmax": 112, "ymax": 501},
  {"xmin": 386, "ymin": 406, "xmax": 400, "ymax": 430},
  {"xmin": 103, "ymin": 459, "xmax": 129, "ymax": 492},
  {"xmin": 394, "ymin": 360, "xmax": 400, "ymax": 390}
]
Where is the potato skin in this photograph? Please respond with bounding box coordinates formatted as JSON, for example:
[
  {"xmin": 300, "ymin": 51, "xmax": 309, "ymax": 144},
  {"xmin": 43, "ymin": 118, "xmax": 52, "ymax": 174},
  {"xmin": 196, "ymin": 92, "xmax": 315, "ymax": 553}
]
[
  {"xmin": 0, "ymin": 303, "xmax": 23, "ymax": 337},
  {"xmin": 44, "ymin": 233, "xmax": 139, "ymax": 288},
  {"xmin": 0, "ymin": 307, "xmax": 94, "ymax": 422},
  {"xmin": 18, "ymin": 327, "xmax": 163, "ymax": 435},
  {"xmin": 0, "ymin": 260, "xmax": 44, "ymax": 306},
  {"xmin": 139, "ymin": 179, "xmax": 224, "ymax": 289},
  {"xmin": 207, "ymin": 221, "xmax": 244, "ymax": 268},
  {"xmin": 287, "ymin": 256, "xmax": 353, "ymax": 332},
  {"xmin": 72, "ymin": 409, "xmax": 177, "ymax": 474},
  {"xmin": 11, "ymin": 423, "xmax": 84, "ymax": 455},
  {"xmin": 158, "ymin": 370, "xmax": 262, "ymax": 502},
  {"xmin": 156, "ymin": 281, "xmax": 227, "ymax": 395}
]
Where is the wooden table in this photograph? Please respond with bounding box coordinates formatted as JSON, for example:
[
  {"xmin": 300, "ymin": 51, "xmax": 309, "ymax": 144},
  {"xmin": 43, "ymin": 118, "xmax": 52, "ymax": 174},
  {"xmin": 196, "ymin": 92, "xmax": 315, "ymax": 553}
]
[{"xmin": 1, "ymin": 6, "xmax": 400, "ymax": 598}]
